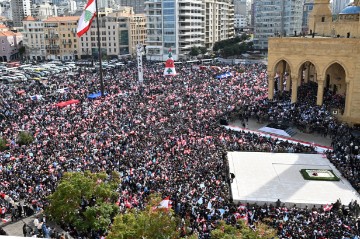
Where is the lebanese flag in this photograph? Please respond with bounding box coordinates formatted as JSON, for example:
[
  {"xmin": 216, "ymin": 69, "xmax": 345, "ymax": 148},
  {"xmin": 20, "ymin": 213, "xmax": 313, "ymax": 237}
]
[
  {"xmin": 153, "ymin": 196, "xmax": 171, "ymax": 210},
  {"xmin": 163, "ymin": 49, "xmax": 176, "ymax": 76},
  {"xmin": 77, "ymin": 0, "xmax": 96, "ymax": 37},
  {"xmin": 323, "ymin": 204, "xmax": 333, "ymax": 212}
]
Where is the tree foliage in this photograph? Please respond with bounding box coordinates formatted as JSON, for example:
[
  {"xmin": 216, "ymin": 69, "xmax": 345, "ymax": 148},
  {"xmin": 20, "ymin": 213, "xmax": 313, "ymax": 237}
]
[
  {"xmin": 0, "ymin": 137, "xmax": 8, "ymax": 152},
  {"xmin": 46, "ymin": 171, "xmax": 120, "ymax": 233},
  {"xmin": 213, "ymin": 34, "xmax": 252, "ymax": 58},
  {"xmin": 107, "ymin": 194, "xmax": 180, "ymax": 239},
  {"xmin": 211, "ymin": 220, "xmax": 277, "ymax": 239},
  {"xmin": 19, "ymin": 46, "xmax": 26, "ymax": 56},
  {"xmin": 199, "ymin": 47, "xmax": 208, "ymax": 55},
  {"xmin": 17, "ymin": 131, "xmax": 34, "ymax": 146},
  {"xmin": 189, "ymin": 46, "xmax": 200, "ymax": 57}
]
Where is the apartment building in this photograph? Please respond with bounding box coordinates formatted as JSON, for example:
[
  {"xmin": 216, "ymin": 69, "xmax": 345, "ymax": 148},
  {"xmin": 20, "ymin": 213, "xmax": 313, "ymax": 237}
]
[
  {"xmin": 145, "ymin": 0, "xmax": 234, "ymax": 61},
  {"xmin": 120, "ymin": 0, "xmax": 146, "ymax": 13},
  {"xmin": 31, "ymin": 2, "xmax": 58, "ymax": 20},
  {"xmin": 302, "ymin": 0, "xmax": 314, "ymax": 34},
  {"xmin": 0, "ymin": 31, "xmax": 23, "ymax": 62},
  {"xmin": 233, "ymin": 0, "xmax": 247, "ymax": 29},
  {"xmin": 253, "ymin": 0, "xmax": 303, "ymax": 50},
  {"xmin": 204, "ymin": 0, "xmax": 234, "ymax": 49},
  {"xmin": 22, "ymin": 16, "xmax": 46, "ymax": 61},
  {"xmin": 43, "ymin": 16, "xmax": 79, "ymax": 61},
  {"xmin": 11, "ymin": 0, "xmax": 32, "ymax": 27},
  {"xmin": 78, "ymin": 9, "xmax": 146, "ymax": 59},
  {"xmin": 178, "ymin": 0, "xmax": 205, "ymax": 59}
]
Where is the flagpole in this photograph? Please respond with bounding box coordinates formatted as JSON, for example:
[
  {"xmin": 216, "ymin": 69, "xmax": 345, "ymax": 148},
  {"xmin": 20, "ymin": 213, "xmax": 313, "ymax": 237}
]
[{"xmin": 94, "ymin": 0, "xmax": 104, "ymax": 97}]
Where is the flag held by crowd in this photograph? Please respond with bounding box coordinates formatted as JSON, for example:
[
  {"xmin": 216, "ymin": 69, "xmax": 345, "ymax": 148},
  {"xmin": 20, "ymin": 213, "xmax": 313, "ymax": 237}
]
[
  {"xmin": 323, "ymin": 204, "xmax": 333, "ymax": 212},
  {"xmin": 30, "ymin": 95, "xmax": 43, "ymax": 101},
  {"xmin": 77, "ymin": 0, "xmax": 96, "ymax": 37},
  {"xmin": 153, "ymin": 196, "xmax": 171, "ymax": 210}
]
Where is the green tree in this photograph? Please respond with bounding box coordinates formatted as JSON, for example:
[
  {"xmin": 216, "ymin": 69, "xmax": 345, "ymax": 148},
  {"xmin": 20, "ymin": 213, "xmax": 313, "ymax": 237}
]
[
  {"xmin": 17, "ymin": 131, "xmax": 34, "ymax": 146},
  {"xmin": 0, "ymin": 137, "xmax": 9, "ymax": 152},
  {"xmin": 189, "ymin": 46, "xmax": 199, "ymax": 57},
  {"xmin": 18, "ymin": 46, "xmax": 26, "ymax": 58},
  {"xmin": 108, "ymin": 194, "xmax": 180, "ymax": 239},
  {"xmin": 211, "ymin": 220, "xmax": 277, "ymax": 239},
  {"xmin": 46, "ymin": 171, "xmax": 120, "ymax": 233},
  {"xmin": 199, "ymin": 47, "xmax": 208, "ymax": 55}
]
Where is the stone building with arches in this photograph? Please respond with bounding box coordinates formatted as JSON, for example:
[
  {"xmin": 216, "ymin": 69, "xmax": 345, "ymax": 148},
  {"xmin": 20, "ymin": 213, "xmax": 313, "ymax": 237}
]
[{"xmin": 267, "ymin": 0, "xmax": 360, "ymax": 124}]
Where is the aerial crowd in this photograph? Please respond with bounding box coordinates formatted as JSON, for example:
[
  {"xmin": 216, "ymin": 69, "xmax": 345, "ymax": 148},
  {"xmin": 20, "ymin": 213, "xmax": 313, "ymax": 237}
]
[{"xmin": 0, "ymin": 60, "xmax": 359, "ymax": 238}]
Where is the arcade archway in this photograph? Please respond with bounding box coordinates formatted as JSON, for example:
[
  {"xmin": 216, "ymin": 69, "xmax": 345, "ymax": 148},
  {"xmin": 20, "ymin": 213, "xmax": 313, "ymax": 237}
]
[{"xmin": 322, "ymin": 62, "xmax": 347, "ymax": 112}]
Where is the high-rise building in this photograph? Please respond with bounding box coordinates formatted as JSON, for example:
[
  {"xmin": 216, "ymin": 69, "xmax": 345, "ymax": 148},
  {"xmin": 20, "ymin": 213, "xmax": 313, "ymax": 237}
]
[
  {"xmin": 234, "ymin": 0, "xmax": 246, "ymax": 15},
  {"xmin": 145, "ymin": 0, "xmax": 234, "ymax": 61},
  {"xmin": 332, "ymin": 0, "xmax": 351, "ymax": 15},
  {"xmin": 253, "ymin": 0, "xmax": 303, "ymax": 50},
  {"xmin": 204, "ymin": 0, "xmax": 234, "ymax": 49},
  {"xmin": 120, "ymin": 0, "xmax": 145, "ymax": 13},
  {"xmin": 302, "ymin": 0, "xmax": 314, "ymax": 34},
  {"xmin": 11, "ymin": 0, "xmax": 32, "ymax": 27},
  {"xmin": 0, "ymin": 1, "xmax": 12, "ymax": 21},
  {"xmin": 234, "ymin": 0, "xmax": 247, "ymax": 29}
]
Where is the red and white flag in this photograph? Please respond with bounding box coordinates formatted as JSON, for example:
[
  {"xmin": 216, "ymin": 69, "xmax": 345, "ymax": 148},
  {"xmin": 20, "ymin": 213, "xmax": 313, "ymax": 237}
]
[
  {"xmin": 153, "ymin": 196, "xmax": 171, "ymax": 210},
  {"xmin": 323, "ymin": 204, "xmax": 333, "ymax": 212},
  {"xmin": 77, "ymin": 0, "xmax": 96, "ymax": 37}
]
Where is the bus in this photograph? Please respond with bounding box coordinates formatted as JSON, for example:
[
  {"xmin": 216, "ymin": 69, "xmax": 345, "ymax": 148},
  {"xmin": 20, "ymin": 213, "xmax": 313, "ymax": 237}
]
[{"xmin": 201, "ymin": 59, "xmax": 213, "ymax": 64}]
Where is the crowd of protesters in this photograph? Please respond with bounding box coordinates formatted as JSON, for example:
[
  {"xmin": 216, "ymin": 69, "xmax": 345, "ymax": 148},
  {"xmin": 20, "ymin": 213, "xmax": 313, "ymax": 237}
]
[{"xmin": 0, "ymin": 59, "xmax": 359, "ymax": 238}]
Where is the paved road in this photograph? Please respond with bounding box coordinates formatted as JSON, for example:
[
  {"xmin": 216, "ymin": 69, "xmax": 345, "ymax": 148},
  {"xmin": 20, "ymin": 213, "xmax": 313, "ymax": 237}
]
[{"xmin": 1, "ymin": 213, "xmax": 72, "ymax": 238}]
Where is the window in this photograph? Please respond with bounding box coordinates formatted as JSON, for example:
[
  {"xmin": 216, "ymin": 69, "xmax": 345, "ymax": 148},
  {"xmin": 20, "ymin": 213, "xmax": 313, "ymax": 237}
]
[
  {"xmin": 163, "ymin": 16, "xmax": 175, "ymax": 21},
  {"xmin": 163, "ymin": 2, "xmax": 174, "ymax": 8},
  {"xmin": 163, "ymin": 9, "xmax": 174, "ymax": 15}
]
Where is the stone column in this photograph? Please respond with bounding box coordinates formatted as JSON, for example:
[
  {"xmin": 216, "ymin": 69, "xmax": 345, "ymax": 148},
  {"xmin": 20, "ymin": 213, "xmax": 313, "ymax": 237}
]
[
  {"xmin": 344, "ymin": 79, "xmax": 352, "ymax": 117},
  {"xmin": 316, "ymin": 77, "xmax": 324, "ymax": 106},
  {"xmin": 285, "ymin": 74, "xmax": 291, "ymax": 91},
  {"xmin": 279, "ymin": 72, "xmax": 284, "ymax": 92},
  {"xmin": 268, "ymin": 72, "xmax": 275, "ymax": 100},
  {"xmin": 291, "ymin": 74, "xmax": 298, "ymax": 103},
  {"xmin": 304, "ymin": 64, "xmax": 309, "ymax": 83}
]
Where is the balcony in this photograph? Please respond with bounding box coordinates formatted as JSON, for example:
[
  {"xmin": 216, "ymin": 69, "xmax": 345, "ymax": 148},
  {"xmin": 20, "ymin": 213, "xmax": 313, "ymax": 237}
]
[
  {"xmin": 45, "ymin": 45, "xmax": 60, "ymax": 50},
  {"xmin": 62, "ymin": 40, "xmax": 72, "ymax": 45},
  {"xmin": 46, "ymin": 34, "xmax": 59, "ymax": 39}
]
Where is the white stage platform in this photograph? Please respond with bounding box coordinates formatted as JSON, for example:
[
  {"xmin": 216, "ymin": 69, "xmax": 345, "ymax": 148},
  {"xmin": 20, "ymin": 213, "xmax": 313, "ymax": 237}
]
[{"xmin": 228, "ymin": 152, "xmax": 360, "ymax": 207}]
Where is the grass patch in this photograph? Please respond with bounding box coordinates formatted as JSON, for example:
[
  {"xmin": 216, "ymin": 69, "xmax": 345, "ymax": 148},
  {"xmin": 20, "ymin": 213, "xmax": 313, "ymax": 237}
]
[{"xmin": 300, "ymin": 169, "xmax": 340, "ymax": 181}]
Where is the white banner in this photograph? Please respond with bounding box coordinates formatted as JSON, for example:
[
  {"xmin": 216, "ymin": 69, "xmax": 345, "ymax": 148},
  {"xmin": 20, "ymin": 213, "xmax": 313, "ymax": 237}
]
[{"xmin": 137, "ymin": 44, "xmax": 143, "ymax": 84}]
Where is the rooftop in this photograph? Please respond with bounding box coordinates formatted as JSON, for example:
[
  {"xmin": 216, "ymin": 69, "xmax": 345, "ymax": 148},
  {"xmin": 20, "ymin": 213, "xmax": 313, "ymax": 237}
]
[
  {"xmin": 44, "ymin": 16, "xmax": 80, "ymax": 22},
  {"xmin": 339, "ymin": 5, "xmax": 360, "ymax": 15},
  {"xmin": 23, "ymin": 16, "xmax": 36, "ymax": 21}
]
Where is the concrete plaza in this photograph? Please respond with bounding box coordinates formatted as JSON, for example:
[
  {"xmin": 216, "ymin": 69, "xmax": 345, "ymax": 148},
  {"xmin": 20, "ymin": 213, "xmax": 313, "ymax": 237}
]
[{"xmin": 228, "ymin": 152, "xmax": 360, "ymax": 207}]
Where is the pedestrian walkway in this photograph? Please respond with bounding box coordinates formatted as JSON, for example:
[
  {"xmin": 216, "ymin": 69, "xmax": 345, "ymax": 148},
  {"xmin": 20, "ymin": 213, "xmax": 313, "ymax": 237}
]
[{"xmin": 1, "ymin": 213, "xmax": 72, "ymax": 238}]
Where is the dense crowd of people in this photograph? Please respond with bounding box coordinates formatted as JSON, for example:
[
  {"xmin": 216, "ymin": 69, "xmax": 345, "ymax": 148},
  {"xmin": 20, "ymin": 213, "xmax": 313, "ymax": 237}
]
[{"xmin": 0, "ymin": 60, "xmax": 359, "ymax": 238}]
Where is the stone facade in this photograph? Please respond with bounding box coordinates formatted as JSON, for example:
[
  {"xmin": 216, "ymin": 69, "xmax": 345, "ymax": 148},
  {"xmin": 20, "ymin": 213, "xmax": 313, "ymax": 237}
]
[{"xmin": 267, "ymin": 0, "xmax": 360, "ymax": 124}]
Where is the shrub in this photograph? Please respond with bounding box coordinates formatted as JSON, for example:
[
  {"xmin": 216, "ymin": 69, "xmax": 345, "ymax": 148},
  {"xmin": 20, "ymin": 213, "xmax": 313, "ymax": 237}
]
[
  {"xmin": 0, "ymin": 137, "xmax": 9, "ymax": 151},
  {"xmin": 17, "ymin": 131, "xmax": 34, "ymax": 146}
]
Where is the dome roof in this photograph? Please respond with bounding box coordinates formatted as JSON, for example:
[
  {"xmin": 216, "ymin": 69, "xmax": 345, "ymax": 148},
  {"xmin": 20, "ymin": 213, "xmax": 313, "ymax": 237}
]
[{"xmin": 339, "ymin": 6, "xmax": 360, "ymax": 14}]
